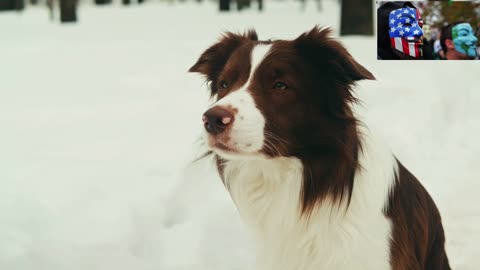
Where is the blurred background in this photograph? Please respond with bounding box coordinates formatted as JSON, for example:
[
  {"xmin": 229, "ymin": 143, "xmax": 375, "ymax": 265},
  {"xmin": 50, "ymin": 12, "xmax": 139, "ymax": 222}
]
[
  {"xmin": 1, "ymin": 0, "xmax": 479, "ymax": 270},
  {"xmin": 0, "ymin": 0, "xmax": 374, "ymax": 35},
  {"xmin": 3, "ymin": 0, "xmax": 478, "ymax": 32}
]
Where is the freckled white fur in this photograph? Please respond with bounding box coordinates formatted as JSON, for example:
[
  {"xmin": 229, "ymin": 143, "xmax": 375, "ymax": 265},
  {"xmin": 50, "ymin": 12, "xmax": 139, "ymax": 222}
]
[
  {"xmin": 206, "ymin": 44, "xmax": 272, "ymax": 157},
  {"xmin": 222, "ymin": 125, "xmax": 398, "ymax": 270},
  {"xmin": 213, "ymin": 90, "xmax": 265, "ymax": 156}
]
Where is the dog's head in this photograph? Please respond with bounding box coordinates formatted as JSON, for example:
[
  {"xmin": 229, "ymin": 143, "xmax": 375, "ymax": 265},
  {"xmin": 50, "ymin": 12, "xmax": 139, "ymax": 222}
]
[{"xmin": 189, "ymin": 27, "xmax": 374, "ymax": 161}]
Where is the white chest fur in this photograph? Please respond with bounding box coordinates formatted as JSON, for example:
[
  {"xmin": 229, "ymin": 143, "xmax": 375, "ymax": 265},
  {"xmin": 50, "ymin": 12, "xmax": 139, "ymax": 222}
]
[{"xmin": 221, "ymin": 128, "xmax": 398, "ymax": 270}]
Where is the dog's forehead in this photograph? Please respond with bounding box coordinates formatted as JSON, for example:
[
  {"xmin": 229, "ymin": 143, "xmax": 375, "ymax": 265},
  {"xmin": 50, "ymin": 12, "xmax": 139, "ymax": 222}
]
[
  {"xmin": 221, "ymin": 42, "xmax": 273, "ymax": 83},
  {"xmin": 249, "ymin": 40, "xmax": 300, "ymax": 71},
  {"xmin": 230, "ymin": 41, "xmax": 271, "ymax": 63},
  {"xmin": 249, "ymin": 43, "xmax": 273, "ymax": 74}
]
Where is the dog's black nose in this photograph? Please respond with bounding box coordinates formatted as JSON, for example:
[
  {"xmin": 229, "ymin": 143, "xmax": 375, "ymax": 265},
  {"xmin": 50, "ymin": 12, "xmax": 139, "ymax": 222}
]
[{"xmin": 202, "ymin": 106, "xmax": 234, "ymax": 135}]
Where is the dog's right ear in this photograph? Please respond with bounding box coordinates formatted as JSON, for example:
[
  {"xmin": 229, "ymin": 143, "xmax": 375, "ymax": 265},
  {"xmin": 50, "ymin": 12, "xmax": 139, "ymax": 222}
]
[{"xmin": 189, "ymin": 30, "xmax": 258, "ymax": 81}]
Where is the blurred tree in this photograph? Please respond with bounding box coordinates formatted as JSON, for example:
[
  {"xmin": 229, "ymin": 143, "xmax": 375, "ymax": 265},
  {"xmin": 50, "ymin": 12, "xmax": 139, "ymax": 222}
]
[
  {"xmin": 95, "ymin": 0, "xmax": 112, "ymax": 5},
  {"xmin": 14, "ymin": 0, "xmax": 23, "ymax": 9},
  {"xmin": 420, "ymin": 2, "xmax": 443, "ymax": 27},
  {"xmin": 47, "ymin": 0, "xmax": 54, "ymax": 20},
  {"xmin": 237, "ymin": 0, "xmax": 249, "ymax": 10},
  {"xmin": 0, "ymin": 0, "xmax": 24, "ymax": 11},
  {"xmin": 422, "ymin": 1, "xmax": 479, "ymax": 29},
  {"xmin": 235, "ymin": 0, "xmax": 262, "ymax": 11},
  {"xmin": 340, "ymin": 0, "xmax": 373, "ymax": 35},
  {"xmin": 219, "ymin": 0, "xmax": 262, "ymax": 12},
  {"xmin": 121, "ymin": 0, "xmax": 146, "ymax": 5},
  {"xmin": 219, "ymin": 0, "xmax": 230, "ymax": 11},
  {"xmin": 441, "ymin": 1, "xmax": 478, "ymax": 27},
  {"xmin": 60, "ymin": 0, "xmax": 77, "ymax": 22}
]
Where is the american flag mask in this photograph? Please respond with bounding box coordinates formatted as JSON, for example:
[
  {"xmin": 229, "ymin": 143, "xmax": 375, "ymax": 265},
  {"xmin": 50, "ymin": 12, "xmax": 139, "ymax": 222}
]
[{"xmin": 388, "ymin": 7, "xmax": 424, "ymax": 58}]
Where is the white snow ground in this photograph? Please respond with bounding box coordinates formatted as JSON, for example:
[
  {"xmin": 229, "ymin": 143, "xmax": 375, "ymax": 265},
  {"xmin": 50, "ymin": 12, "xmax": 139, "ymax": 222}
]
[{"xmin": 0, "ymin": 1, "xmax": 479, "ymax": 269}]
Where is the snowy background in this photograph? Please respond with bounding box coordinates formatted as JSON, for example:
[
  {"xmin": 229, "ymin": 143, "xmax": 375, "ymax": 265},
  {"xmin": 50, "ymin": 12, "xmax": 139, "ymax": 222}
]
[{"xmin": 1, "ymin": 0, "xmax": 479, "ymax": 269}]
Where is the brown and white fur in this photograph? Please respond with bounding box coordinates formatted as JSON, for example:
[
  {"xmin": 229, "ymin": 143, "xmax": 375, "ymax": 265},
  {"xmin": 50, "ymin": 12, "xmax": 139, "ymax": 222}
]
[{"xmin": 189, "ymin": 27, "xmax": 451, "ymax": 270}]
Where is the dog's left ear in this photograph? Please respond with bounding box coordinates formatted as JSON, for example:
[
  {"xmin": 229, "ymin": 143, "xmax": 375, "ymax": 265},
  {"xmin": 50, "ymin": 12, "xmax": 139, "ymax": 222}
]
[
  {"xmin": 295, "ymin": 26, "xmax": 375, "ymax": 83},
  {"xmin": 189, "ymin": 30, "xmax": 258, "ymax": 80}
]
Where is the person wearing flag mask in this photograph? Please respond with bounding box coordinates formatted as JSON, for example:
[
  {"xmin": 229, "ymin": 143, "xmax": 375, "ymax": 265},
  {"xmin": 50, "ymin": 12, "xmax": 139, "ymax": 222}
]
[
  {"xmin": 440, "ymin": 22, "xmax": 478, "ymax": 60},
  {"xmin": 377, "ymin": 1, "xmax": 424, "ymax": 60}
]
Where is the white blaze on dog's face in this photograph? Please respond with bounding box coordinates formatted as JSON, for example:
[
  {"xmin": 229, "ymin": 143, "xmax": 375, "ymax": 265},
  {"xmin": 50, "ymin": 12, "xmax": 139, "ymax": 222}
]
[
  {"xmin": 202, "ymin": 44, "xmax": 272, "ymax": 159},
  {"xmin": 190, "ymin": 28, "xmax": 375, "ymax": 161}
]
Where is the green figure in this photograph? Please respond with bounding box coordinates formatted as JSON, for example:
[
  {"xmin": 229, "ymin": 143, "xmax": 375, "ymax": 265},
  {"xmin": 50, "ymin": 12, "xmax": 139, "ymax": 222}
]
[{"xmin": 452, "ymin": 23, "xmax": 478, "ymax": 57}]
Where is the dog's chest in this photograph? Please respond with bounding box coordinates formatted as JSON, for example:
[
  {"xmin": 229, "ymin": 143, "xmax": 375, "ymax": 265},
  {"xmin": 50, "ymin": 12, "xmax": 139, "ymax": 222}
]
[{"xmin": 222, "ymin": 156, "xmax": 394, "ymax": 270}]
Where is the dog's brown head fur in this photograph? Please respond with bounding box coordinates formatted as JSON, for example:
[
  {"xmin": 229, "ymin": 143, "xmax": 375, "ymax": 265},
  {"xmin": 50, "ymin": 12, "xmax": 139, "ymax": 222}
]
[{"xmin": 190, "ymin": 26, "xmax": 374, "ymax": 213}]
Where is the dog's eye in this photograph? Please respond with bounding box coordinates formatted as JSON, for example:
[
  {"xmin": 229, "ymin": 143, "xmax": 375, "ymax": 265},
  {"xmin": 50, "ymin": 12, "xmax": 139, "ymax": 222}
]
[
  {"xmin": 219, "ymin": 80, "xmax": 229, "ymax": 90},
  {"xmin": 273, "ymin": 81, "xmax": 288, "ymax": 90}
]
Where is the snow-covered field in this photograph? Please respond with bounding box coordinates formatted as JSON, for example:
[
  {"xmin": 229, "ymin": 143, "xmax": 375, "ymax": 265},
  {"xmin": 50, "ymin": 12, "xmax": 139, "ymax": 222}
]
[{"xmin": 1, "ymin": 1, "xmax": 479, "ymax": 269}]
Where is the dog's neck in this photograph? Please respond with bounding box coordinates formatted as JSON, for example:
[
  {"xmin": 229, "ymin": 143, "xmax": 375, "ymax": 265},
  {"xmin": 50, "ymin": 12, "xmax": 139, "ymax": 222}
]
[
  {"xmin": 218, "ymin": 156, "xmax": 305, "ymax": 235},
  {"xmin": 211, "ymin": 125, "xmax": 397, "ymax": 269},
  {"xmin": 215, "ymin": 121, "xmax": 361, "ymax": 217}
]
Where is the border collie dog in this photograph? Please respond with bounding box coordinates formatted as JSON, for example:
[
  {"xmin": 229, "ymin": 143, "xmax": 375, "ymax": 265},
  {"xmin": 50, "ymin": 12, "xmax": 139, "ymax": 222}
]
[{"xmin": 189, "ymin": 27, "xmax": 450, "ymax": 270}]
